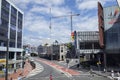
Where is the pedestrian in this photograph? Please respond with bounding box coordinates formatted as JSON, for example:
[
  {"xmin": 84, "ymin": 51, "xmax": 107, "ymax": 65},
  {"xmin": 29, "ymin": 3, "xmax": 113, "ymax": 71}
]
[{"xmin": 49, "ymin": 74, "xmax": 52, "ymax": 80}]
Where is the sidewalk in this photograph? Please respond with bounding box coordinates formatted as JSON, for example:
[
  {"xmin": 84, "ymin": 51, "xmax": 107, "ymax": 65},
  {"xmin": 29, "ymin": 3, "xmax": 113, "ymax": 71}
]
[
  {"xmin": 0, "ymin": 60, "xmax": 33, "ymax": 80},
  {"xmin": 51, "ymin": 60, "xmax": 115, "ymax": 79}
]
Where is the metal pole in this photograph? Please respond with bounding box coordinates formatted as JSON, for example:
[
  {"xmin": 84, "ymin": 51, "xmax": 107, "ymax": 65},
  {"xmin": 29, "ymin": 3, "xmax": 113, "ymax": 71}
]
[
  {"xmin": 77, "ymin": 33, "xmax": 80, "ymax": 67},
  {"xmin": 5, "ymin": 38, "xmax": 9, "ymax": 80},
  {"xmin": 70, "ymin": 12, "xmax": 73, "ymax": 33},
  {"xmin": 104, "ymin": 52, "xmax": 107, "ymax": 69},
  {"xmin": 49, "ymin": 8, "xmax": 53, "ymax": 60}
]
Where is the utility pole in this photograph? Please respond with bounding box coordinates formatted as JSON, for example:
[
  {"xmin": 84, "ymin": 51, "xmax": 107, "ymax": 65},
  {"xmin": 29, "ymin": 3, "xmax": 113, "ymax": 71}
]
[
  {"xmin": 5, "ymin": 38, "xmax": 9, "ymax": 80},
  {"xmin": 70, "ymin": 12, "xmax": 73, "ymax": 33},
  {"xmin": 5, "ymin": 5, "xmax": 11, "ymax": 80},
  {"xmin": 49, "ymin": 8, "xmax": 53, "ymax": 60}
]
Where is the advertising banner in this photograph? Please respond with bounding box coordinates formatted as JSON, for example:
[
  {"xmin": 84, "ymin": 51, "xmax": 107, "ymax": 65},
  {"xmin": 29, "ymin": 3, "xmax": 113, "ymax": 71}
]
[{"xmin": 104, "ymin": 6, "xmax": 120, "ymax": 31}]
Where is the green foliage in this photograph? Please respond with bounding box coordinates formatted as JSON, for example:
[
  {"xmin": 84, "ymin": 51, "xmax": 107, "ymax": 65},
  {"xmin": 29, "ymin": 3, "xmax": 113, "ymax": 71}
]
[
  {"xmin": 44, "ymin": 43, "xmax": 48, "ymax": 46},
  {"xmin": 66, "ymin": 43, "xmax": 73, "ymax": 50}
]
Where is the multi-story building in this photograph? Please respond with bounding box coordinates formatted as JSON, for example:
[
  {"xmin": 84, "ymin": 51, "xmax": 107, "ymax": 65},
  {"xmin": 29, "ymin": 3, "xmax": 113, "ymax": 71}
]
[
  {"xmin": 75, "ymin": 31, "xmax": 101, "ymax": 66},
  {"xmin": 98, "ymin": 2, "xmax": 120, "ymax": 68},
  {"xmin": 59, "ymin": 44, "xmax": 67, "ymax": 61},
  {"xmin": 38, "ymin": 41, "xmax": 60, "ymax": 60},
  {"xmin": 0, "ymin": 0, "xmax": 23, "ymax": 72}
]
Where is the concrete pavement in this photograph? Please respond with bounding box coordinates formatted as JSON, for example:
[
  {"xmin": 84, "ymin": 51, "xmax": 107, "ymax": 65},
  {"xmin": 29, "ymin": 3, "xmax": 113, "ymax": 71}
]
[
  {"xmin": 0, "ymin": 60, "xmax": 33, "ymax": 80},
  {"xmin": 53, "ymin": 60, "xmax": 116, "ymax": 80}
]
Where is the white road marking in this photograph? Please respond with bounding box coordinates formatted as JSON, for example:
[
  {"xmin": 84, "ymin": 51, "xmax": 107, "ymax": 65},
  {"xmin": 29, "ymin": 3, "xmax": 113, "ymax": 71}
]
[{"xmin": 26, "ymin": 62, "xmax": 44, "ymax": 78}]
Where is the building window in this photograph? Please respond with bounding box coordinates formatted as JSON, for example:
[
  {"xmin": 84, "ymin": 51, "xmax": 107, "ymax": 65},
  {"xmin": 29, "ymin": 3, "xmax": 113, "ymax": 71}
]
[
  {"xmin": 61, "ymin": 47, "xmax": 63, "ymax": 52},
  {"xmin": 10, "ymin": 24, "xmax": 16, "ymax": 31},
  {"xmin": 18, "ymin": 12, "xmax": 23, "ymax": 20},
  {"xmin": 0, "ymin": 41, "xmax": 4, "ymax": 46},
  {"xmin": 17, "ymin": 42, "xmax": 22, "ymax": 48},
  {"xmin": 2, "ymin": 0, "xmax": 10, "ymax": 11},
  {"xmin": 11, "ymin": 6, "xmax": 17, "ymax": 15},
  {"xmin": 11, "ymin": 16, "xmax": 16, "ymax": 25},
  {"xmin": 1, "ymin": 19, "xmax": 9, "ymax": 28},
  {"xmin": 0, "ymin": 51, "xmax": 6, "ymax": 59},
  {"xmin": 1, "ymin": 8, "xmax": 9, "ymax": 20},
  {"xmin": 9, "ymin": 41, "xmax": 15, "ymax": 47}
]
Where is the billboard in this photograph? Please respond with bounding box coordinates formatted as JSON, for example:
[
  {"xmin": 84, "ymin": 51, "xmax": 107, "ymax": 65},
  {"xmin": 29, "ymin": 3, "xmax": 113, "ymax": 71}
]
[
  {"xmin": 104, "ymin": 6, "xmax": 120, "ymax": 31},
  {"xmin": 103, "ymin": 6, "xmax": 120, "ymax": 52}
]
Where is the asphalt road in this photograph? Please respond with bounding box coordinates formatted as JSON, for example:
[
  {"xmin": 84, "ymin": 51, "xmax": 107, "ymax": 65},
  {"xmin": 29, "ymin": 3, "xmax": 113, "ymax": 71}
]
[
  {"xmin": 23, "ymin": 58, "xmax": 111, "ymax": 80},
  {"xmin": 23, "ymin": 59, "xmax": 70, "ymax": 80}
]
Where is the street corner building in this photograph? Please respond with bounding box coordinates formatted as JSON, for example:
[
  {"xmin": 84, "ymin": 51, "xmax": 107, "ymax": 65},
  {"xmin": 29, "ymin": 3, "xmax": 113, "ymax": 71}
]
[
  {"xmin": 98, "ymin": 2, "xmax": 120, "ymax": 69},
  {"xmin": 0, "ymin": 0, "xmax": 24, "ymax": 74}
]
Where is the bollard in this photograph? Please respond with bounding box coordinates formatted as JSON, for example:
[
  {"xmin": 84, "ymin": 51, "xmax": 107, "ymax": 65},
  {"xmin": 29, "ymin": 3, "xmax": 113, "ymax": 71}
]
[
  {"xmin": 111, "ymin": 70, "xmax": 114, "ymax": 78},
  {"xmin": 49, "ymin": 74, "xmax": 53, "ymax": 80}
]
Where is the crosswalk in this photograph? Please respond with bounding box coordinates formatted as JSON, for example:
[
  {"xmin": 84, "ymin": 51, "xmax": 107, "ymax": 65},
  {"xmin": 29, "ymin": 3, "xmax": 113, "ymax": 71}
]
[{"xmin": 26, "ymin": 62, "xmax": 44, "ymax": 78}]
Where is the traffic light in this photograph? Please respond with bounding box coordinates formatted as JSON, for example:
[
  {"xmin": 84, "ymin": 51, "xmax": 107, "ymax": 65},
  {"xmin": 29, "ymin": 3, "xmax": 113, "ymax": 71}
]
[{"xmin": 71, "ymin": 32, "xmax": 74, "ymax": 40}]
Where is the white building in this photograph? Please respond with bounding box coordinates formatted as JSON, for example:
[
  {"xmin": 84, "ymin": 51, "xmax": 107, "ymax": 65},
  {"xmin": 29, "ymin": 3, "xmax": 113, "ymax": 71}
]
[{"xmin": 59, "ymin": 44, "xmax": 67, "ymax": 61}]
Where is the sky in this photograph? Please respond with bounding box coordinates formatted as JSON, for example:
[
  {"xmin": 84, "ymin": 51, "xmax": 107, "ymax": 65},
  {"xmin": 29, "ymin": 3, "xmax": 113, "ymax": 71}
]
[{"xmin": 9, "ymin": 0, "xmax": 118, "ymax": 47}]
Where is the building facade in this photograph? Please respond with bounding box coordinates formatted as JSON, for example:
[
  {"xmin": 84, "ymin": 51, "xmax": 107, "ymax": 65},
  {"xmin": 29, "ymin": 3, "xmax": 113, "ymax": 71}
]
[
  {"xmin": 59, "ymin": 44, "xmax": 67, "ymax": 61},
  {"xmin": 0, "ymin": 0, "xmax": 23, "ymax": 72},
  {"xmin": 98, "ymin": 2, "xmax": 120, "ymax": 68},
  {"xmin": 75, "ymin": 31, "xmax": 101, "ymax": 66}
]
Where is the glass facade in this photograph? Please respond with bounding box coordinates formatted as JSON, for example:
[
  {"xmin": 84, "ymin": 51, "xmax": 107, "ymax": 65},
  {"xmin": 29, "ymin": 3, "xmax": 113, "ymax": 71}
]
[
  {"xmin": 0, "ymin": 0, "xmax": 10, "ymax": 47},
  {"xmin": 0, "ymin": 0, "xmax": 23, "ymax": 48},
  {"xmin": 17, "ymin": 12, "xmax": 23, "ymax": 48},
  {"xmin": 103, "ymin": 6, "xmax": 120, "ymax": 53},
  {"xmin": 10, "ymin": 6, "xmax": 17, "ymax": 48}
]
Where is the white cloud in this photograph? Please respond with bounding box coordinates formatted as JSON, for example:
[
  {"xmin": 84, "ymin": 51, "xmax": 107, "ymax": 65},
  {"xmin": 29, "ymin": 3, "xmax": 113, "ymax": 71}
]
[
  {"xmin": 30, "ymin": 5, "xmax": 71, "ymax": 17},
  {"xmin": 10, "ymin": 0, "xmax": 65, "ymax": 10},
  {"xmin": 77, "ymin": 0, "xmax": 98, "ymax": 10},
  {"xmin": 75, "ymin": 15, "xmax": 98, "ymax": 31},
  {"xmin": 76, "ymin": 0, "xmax": 115, "ymax": 10}
]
